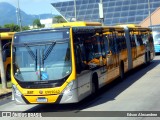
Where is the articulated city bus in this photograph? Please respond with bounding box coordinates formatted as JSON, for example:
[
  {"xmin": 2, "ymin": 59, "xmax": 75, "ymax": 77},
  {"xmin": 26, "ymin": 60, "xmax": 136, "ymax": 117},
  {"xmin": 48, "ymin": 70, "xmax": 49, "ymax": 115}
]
[
  {"xmin": 0, "ymin": 28, "xmax": 15, "ymax": 80},
  {"xmin": 11, "ymin": 22, "xmax": 154, "ymax": 104}
]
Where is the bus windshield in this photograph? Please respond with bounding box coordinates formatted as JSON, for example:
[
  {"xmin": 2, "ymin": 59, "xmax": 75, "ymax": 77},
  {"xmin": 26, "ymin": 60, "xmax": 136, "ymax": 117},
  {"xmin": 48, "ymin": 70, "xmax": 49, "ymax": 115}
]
[{"xmin": 13, "ymin": 29, "xmax": 71, "ymax": 82}]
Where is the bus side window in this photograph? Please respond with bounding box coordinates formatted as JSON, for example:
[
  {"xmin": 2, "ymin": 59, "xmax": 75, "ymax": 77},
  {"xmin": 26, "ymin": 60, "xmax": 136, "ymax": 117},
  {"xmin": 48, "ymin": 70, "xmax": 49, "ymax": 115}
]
[
  {"xmin": 137, "ymin": 35, "xmax": 143, "ymax": 46},
  {"xmin": 84, "ymin": 37, "xmax": 95, "ymax": 62},
  {"xmin": 94, "ymin": 35, "xmax": 102, "ymax": 58},
  {"xmin": 114, "ymin": 35, "xmax": 119, "ymax": 53},
  {"xmin": 120, "ymin": 36, "xmax": 125, "ymax": 50},
  {"xmin": 100, "ymin": 37, "xmax": 105, "ymax": 57},
  {"xmin": 130, "ymin": 35, "xmax": 136, "ymax": 47},
  {"xmin": 116, "ymin": 36, "xmax": 121, "ymax": 52},
  {"xmin": 123, "ymin": 36, "xmax": 127, "ymax": 49},
  {"xmin": 108, "ymin": 35, "xmax": 116, "ymax": 54},
  {"xmin": 103, "ymin": 35, "xmax": 110, "ymax": 54}
]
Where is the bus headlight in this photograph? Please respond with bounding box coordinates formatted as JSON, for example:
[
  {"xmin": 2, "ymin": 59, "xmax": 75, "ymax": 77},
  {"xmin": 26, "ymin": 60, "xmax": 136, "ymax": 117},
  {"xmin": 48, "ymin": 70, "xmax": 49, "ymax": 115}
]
[
  {"xmin": 62, "ymin": 81, "xmax": 74, "ymax": 94},
  {"xmin": 12, "ymin": 85, "xmax": 21, "ymax": 96}
]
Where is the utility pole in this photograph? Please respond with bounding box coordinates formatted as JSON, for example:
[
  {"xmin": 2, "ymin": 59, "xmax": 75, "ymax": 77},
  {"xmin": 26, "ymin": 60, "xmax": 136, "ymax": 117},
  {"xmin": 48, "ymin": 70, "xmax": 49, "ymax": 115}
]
[
  {"xmin": 16, "ymin": 8, "xmax": 19, "ymax": 25},
  {"xmin": 99, "ymin": 0, "xmax": 104, "ymax": 26},
  {"xmin": 148, "ymin": 0, "xmax": 152, "ymax": 26},
  {"xmin": 17, "ymin": 0, "xmax": 22, "ymax": 31},
  {"xmin": 0, "ymin": 36, "xmax": 7, "ymax": 89},
  {"xmin": 74, "ymin": 0, "xmax": 77, "ymax": 21}
]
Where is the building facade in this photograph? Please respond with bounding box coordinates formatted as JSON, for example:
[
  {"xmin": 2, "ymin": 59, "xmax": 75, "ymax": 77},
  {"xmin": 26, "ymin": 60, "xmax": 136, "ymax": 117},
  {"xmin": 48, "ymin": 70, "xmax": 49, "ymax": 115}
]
[
  {"xmin": 140, "ymin": 7, "xmax": 160, "ymax": 27},
  {"xmin": 52, "ymin": 0, "xmax": 160, "ymax": 26}
]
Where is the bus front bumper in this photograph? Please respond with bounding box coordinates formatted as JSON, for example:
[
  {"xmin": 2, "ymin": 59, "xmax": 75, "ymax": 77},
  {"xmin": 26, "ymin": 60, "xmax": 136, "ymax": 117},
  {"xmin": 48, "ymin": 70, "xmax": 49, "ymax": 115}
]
[{"xmin": 12, "ymin": 83, "xmax": 78, "ymax": 104}]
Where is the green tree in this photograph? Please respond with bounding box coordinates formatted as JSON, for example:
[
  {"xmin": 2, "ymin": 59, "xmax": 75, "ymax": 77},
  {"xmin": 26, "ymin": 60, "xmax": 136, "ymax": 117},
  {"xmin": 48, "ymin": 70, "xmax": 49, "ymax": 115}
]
[
  {"xmin": 53, "ymin": 15, "xmax": 67, "ymax": 23},
  {"xmin": 33, "ymin": 19, "xmax": 44, "ymax": 28},
  {"xmin": 4, "ymin": 23, "xmax": 20, "ymax": 32},
  {"xmin": 22, "ymin": 26, "xmax": 30, "ymax": 31}
]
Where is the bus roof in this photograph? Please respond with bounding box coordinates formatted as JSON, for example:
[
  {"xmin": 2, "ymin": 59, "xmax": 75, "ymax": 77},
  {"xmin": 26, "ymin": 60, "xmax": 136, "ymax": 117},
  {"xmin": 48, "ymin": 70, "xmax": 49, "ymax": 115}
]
[
  {"xmin": 117, "ymin": 24, "xmax": 151, "ymax": 32},
  {"xmin": 102, "ymin": 26, "xmax": 124, "ymax": 32},
  {"xmin": 0, "ymin": 32, "xmax": 15, "ymax": 40},
  {"xmin": 117, "ymin": 24, "xmax": 141, "ymax": 28},
  {"xmin": 52, "ymin": 21, "xmax": 102, "ymax": 28}
]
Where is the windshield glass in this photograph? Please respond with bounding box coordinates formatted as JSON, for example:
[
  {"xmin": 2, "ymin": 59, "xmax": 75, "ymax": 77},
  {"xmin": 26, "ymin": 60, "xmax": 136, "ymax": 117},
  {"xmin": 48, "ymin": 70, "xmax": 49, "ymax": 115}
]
[{"xmin": 13, "ymin": 29, "xmax": 71, "ymax": 82}]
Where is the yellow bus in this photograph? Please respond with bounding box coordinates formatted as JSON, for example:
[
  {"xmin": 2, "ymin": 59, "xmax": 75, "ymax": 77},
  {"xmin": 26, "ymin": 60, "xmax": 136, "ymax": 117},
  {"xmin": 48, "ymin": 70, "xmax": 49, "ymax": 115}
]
[
  {"xmin": 118, "ymin": 24, "xmax": 154, "ymax": 69},
  {"xmin": 52, "ymin": 21, "xmax": 102, "ymax": 28},
  {"xmin": 11, "ymin": 22, "xmax": 154, "ymax": 104},
  {"xmin": 0, "ymin": 28, "xmax": 15, "ymax": 81}
]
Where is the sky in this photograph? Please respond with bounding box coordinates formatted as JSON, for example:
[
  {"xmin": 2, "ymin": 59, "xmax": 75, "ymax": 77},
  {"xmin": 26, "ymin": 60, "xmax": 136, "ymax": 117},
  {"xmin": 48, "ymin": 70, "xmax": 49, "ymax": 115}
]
[{"xmin": 0, "ymin": 0, "xmax": 70, "ymax": 15}]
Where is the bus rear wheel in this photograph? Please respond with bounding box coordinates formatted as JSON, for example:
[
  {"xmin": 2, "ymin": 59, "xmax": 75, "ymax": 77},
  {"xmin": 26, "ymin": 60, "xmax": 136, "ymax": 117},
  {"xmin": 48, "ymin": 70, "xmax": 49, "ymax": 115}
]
[
  {"xmin": 145, "ymin": 52, "xmax": 151, "ymax": 65},
  {"xmin": 120, "ymin": 62, "xmax": 125, "ymax": 81},
  {"xmin": 147, "ymin": 52, "xmax": 151, "ymax": 64}
]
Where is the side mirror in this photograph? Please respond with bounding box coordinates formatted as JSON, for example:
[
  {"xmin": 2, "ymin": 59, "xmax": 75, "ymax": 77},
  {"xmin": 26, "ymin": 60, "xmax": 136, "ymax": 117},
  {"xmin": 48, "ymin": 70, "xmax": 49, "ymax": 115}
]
[{"xmin": 2, "ymin": 50, "xmax": 7, "ymax": 62}]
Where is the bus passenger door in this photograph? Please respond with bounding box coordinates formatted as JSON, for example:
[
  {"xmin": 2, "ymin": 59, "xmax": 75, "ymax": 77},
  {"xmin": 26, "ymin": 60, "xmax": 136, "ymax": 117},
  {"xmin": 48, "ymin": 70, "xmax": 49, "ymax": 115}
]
[
  {"xmin": 74, "ymin": 43, "xmax": 92, "ymax": 101},
  {"xmin": 136, "ymin": 35, "xmax": 145, "ymax": 65},
  {"xmin": 96, "ymin": 35, "xmax": 107, "ymax": 87},
  {"xmin": 97, "ymin": 35, "xmax": 107, "ymax": 74},
  {"xmin": 104, "ymin": 35, "xmax": 115, "ymax": 82},
  {"xmin": 130, "ymin": 35, "xmax": 137, "ymax": 68}
]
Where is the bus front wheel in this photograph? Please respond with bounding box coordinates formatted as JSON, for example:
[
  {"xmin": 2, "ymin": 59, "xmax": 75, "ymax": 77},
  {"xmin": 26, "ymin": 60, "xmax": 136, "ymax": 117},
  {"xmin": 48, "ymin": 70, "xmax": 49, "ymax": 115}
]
[{"xmin": 91, "ymin": 74, "xmax": 98, "ymax": 94}]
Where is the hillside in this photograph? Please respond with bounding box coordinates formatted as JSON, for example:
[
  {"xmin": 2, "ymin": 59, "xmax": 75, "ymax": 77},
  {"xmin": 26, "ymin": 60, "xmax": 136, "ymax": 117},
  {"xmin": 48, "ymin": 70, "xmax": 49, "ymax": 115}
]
[{"xmin": 0, "ymin": 2, "xmax": 56, "ymax": 26}]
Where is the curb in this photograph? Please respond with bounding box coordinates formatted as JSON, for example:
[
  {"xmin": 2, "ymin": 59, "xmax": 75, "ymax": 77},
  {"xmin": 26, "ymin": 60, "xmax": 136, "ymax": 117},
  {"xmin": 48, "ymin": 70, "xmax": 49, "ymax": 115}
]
[{"xmin": 0, "ymin": 92, "xmax": 12, "ymax": 99}]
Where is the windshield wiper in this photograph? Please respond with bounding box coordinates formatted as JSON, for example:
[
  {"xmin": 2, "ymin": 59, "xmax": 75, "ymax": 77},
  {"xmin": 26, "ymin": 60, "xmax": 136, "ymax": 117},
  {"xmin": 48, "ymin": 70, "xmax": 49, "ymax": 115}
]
[
  {"xmin": 43, "ymin": 42, "xmax": 56, "ymax": 61},
  {"xmin": 24, "ymin": 43, "xmax": 37, "ymax": 70},
  {"xmin": 24, "ymin": 43, "xmax": 36, "ymax": 60}
]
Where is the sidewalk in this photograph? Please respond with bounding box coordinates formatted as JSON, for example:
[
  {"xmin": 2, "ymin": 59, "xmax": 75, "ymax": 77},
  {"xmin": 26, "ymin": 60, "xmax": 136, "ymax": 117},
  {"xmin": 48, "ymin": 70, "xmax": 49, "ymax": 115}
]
[
  {"xmin": 0, "ymin": 88, "xmax": 12, "ymax": 99},
  {"xmin": 0, "ymin": 81, "xmax": 12, "ymax": 99}
]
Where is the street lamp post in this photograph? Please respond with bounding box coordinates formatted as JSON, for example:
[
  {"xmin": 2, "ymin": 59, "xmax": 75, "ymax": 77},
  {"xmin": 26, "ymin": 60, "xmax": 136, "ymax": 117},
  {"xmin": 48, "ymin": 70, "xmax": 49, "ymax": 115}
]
[
  {"xmin": 99, "ymin": 0, "xmax": 104, "ymax": 25},
  {"xmin": 17, "ymin": 0, "xmax": 22, "ymax": 31},
  {"xmin": 74, "ymin": 0, "xmax": 77, "ymax": 21},
  {"xmin": 148, "ymin": 0, "xmax": 152, "ymax": 26},
  {"xmin": 16, "ymin": 8, "xmax": 19, "ymax": 25}
]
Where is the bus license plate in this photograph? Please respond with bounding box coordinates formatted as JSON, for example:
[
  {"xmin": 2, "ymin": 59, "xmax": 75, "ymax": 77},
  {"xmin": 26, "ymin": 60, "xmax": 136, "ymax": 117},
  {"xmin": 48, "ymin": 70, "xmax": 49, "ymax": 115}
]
[{"xmin": 37, "ymin": 97, "xmax": 48, "ymax": 102}]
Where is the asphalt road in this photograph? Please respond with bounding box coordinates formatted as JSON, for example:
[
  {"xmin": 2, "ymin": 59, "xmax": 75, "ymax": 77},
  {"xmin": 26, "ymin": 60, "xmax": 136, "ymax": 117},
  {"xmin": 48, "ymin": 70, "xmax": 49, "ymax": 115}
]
[{"xmin": 0, "ymin": 56, "xmax": 160, "ymax": 120}]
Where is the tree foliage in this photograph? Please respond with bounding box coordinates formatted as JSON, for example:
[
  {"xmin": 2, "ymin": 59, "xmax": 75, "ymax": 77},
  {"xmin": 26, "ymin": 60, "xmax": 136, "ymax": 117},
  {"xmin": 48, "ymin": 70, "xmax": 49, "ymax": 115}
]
[
  {"xmin": 33, "ymin": 19, "xmax": 44, "ymax": 28},
  {"xmin": 3, "ymin": 23, "xmax": 30, "ymax": 32},
  {"xmin": 53, "ymin": 15, "xmax": 67, "ymax": 23},
  {"xmin": 4, "ymin": 23, "xmax": 20, "ymax": 32},
  {"xmin": 22, "ymin": 26, "xmax": 30, "ymax": 31}
]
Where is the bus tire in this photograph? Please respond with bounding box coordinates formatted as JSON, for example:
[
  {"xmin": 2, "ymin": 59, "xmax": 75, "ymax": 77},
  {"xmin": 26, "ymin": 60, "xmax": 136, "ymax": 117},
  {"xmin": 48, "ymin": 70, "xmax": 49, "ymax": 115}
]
[
  {"xmin": 6, "ymin": 65, "xmax": 11, "ymax": 81},
  {"xmin": 91, "ymin": 73, "xmax": 98, "ymax": 94},
  {"xmin": 120, "ymin": 62, "xmax": 125, "ymax": 81},
  {"xmin": 147, "ymin": 52, "xmax": 151, "ymax": 64},
  {"xmin": 145, "ymin": 52, "xmax": 148, "ymax": 65},
  {"xmin": 145, "ymin": 52, "xmax": 151, "ymax": 65}
]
